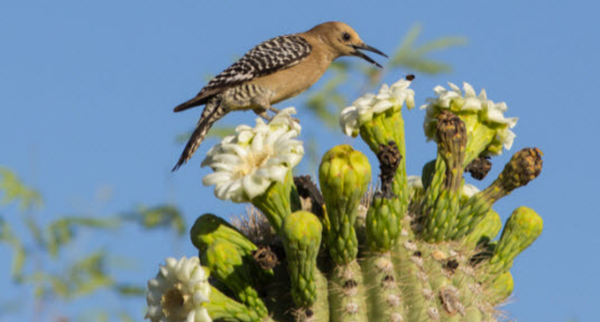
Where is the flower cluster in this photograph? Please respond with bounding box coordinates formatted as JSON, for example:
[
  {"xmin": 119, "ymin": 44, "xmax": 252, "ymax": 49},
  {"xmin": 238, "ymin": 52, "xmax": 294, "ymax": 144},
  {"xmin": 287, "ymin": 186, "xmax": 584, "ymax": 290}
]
[
  {"xmin": 146, "ymin": 256, "xmax": 212, "ymax": 322},
  {"xmin": 202, "ymin": 108, "xmax": 304, "ymax": 203},
  {"xmin": 420, "ymin": 82, "xmax": 518, "ymax": 156},
  {"xmin": 340, "ymin": 78, "xmax": 415, "ymax": 137}
]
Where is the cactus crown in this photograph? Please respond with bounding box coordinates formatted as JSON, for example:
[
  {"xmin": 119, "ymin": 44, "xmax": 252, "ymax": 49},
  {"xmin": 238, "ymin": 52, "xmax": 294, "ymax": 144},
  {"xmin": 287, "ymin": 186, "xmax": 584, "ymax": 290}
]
[{"xmin": 147, "ymin": 77, "xmax": 543, "ymax": 322}]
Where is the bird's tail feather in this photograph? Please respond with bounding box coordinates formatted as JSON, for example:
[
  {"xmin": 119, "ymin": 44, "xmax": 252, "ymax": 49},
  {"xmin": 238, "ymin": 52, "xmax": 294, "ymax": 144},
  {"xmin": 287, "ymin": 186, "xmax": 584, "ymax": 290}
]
[
  {"xmin": 173, "ymin": 96, "xmax": 205, "ymax": 112},
  {"xmin": 172, "ymin": 98, "xmax": 227, "ymax": 171}
]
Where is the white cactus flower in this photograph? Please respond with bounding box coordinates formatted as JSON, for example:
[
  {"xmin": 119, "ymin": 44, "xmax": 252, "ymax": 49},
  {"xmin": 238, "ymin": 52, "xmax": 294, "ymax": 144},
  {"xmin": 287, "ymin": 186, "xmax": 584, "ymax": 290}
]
[
  {"xmin": 462, "ymin": 183, "xmax": 481, "ymax": 198},
  {"xmin": 406, "ymin": 175, "xmax": 480, "ymax": 200},
  {"xmin": 146, "ymin": 256, "xmax": 212, "ymax": 322},
  {"xmin": 407, "ymin": 175, "xmax": 424, "ymax": 190},
  {"xmin": 202, "ymin": 108, "xmax": 304, "ymax": 203},
  {"xmin": 420, "ymin": 82, "xmax": 518, "ymax": 156},
  {"xmin": 340, "ymin": 78, "xmax": 415, "ymax": 137}
]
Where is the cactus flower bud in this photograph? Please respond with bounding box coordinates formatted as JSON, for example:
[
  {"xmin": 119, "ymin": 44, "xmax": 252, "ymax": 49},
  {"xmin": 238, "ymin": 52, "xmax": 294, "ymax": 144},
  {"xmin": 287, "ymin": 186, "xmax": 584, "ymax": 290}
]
[
  {"xmin": 319, "ymin": 145, "xmax": 371, "ymax": 265},
  {"xmin": 190, "ymin": 214, "xmax": 257, "ymax": 254},
  {"xmin": 489, "ymin": 271, "xmax": 514, "ymax": 304},
  {"xmin": 202, "ymin": 240, "xmax": 269, "ymax": 318},
  {"xmin": 486, "ymin": 206, "xmax": 543, "ymax": 276},
  {"xmin": 464, "ymin": 209, "xmax": 502, "ymax": 246},
  {"xmin": 280, "ymin": 211, "xmax": 323, "ymax": 308}
]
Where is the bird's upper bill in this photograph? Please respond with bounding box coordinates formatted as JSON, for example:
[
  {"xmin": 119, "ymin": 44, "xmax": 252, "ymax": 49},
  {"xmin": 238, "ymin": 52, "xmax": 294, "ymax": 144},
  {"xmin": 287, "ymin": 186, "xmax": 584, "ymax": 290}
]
[{"xmin": 350, "ymin": 43, "xmax": 388, "ymax": 68}]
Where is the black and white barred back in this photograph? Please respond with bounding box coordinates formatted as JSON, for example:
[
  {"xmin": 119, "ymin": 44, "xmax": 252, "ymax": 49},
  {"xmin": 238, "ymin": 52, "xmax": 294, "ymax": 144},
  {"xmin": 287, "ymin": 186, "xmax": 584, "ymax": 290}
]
[
  {"xmin": 204, "ymin": 35, "xmax": 312, "ymax": 92},
  {"xmin": 173, "ymin": 35, "xmax": 312, "ymax": 112}
]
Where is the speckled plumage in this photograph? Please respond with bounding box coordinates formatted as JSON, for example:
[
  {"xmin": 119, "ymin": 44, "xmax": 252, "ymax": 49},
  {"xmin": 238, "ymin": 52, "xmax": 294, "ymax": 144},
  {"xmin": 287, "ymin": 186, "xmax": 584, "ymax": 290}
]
[
  {"xmin": 172, "ymin": 22, "xmax": 386, "ymax": 171},
  {"xmin": 174, "ymin": 35, "xmax": 312, "ymax": 112}
]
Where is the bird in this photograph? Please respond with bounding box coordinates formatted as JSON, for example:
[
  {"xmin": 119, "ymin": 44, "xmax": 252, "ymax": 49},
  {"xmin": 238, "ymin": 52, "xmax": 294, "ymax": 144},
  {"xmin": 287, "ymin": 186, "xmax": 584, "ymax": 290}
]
[{"xmin": 172, "ymin": 21, "xmax": 387, "ymax": 171}]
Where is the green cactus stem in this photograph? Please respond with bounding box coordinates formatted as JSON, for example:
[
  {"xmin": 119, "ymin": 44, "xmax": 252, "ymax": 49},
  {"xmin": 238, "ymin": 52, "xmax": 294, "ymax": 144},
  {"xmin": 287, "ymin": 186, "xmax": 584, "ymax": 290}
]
[
  {"xmin": 366, "ymin": 141, "xmax": 404, "ymax": 252},
  {"xmin": 328, "ymin": 261, "xmax": 369, "ymax": 322},
  {"xmin": 319, "ymin": 145, "xmax": 371, "ymax": 265},
  {"xmin": 359, "ymin": 109, "xmax": 410, "ymax": 226},
  {"xmin": 366, "ymin": 193, "xmax": 402, "ymax": 252},
  {"xmin": 251, "ymin": 170, "xmax": 295, "ymax": 233},
  {"xmin": 422, "ymin": 111, "xmax": 467, "ymax": 242},
  {"xmin": 361, "ymin": 253, "xmax": 404, "ymax": 322},
  {"xmin": 392, "ymin": 235, "xmax": 441, "ymax": 322}
]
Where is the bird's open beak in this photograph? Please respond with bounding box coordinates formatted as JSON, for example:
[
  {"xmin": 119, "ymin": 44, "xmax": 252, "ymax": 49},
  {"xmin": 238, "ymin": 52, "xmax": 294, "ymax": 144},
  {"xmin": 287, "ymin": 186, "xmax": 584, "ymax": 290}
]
[{"xmin": 350, "ymin": 44, "xmax": 388, "ymax": 68}]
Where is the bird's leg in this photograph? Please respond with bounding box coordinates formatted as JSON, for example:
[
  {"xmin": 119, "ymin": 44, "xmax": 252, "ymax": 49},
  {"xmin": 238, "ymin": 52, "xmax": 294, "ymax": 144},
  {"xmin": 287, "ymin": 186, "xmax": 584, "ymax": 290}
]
[
  {"xmin": 251, "ymin": 95, "xmax": 274, "ymax": 121},
  {"xmin": 254, "ymin": 108, "xmax": 272, "ymax": 121},
  {"xmin": 267, "ymin": 106, "xmax": 281, "ymax": 114},
  {"xmin": 251, "ymin": 92, "xmax": 297, "ymax": 123}
]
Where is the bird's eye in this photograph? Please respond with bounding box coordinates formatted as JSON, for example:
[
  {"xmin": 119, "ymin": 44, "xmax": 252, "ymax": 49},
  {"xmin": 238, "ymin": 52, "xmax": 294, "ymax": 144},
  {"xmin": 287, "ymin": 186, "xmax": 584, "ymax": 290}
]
[{"xmin": 342, "ymin": 32, "xmax": 351, "ymax": 41}]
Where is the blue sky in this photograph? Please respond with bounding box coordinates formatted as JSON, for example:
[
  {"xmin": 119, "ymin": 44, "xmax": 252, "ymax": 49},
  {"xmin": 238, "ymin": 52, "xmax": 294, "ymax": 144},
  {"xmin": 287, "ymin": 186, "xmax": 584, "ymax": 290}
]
[{"xmin": 1, "ymin": 1, "xmax": 599, "ymax": 321}]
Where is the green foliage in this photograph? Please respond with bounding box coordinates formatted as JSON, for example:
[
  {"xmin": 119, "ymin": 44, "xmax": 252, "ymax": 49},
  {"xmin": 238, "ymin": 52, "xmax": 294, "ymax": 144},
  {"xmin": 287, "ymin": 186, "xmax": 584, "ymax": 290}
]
[
  {"xmin": 0, "ymin": 167, "xmax": 42, "ymax": 210},
  {"xmin": 47, "ymin": 216, "xmax": 121, "ymax": 257},
  {"xmin": 120, "ymin": 204, "xmax": 185, "ymax": 235},
  {"xmin": 0, "ymin": 217, "xmax": 26, "ymax": 278},
  {"xmin": 389, "ymin": 23, "xmax": 468, "ymax": 74},
  {"xmin": 0, "ymin": 167, "xmax": 185, "ymax": 320}
]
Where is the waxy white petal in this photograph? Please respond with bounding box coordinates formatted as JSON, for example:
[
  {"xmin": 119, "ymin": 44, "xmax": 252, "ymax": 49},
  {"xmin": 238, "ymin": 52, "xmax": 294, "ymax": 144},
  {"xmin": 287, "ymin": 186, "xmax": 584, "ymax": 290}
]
[
  {"xmin": 202, "ymin": 108, "xmax": 303, "ymax": 203},
  {"xmin": 145, "ymin": 257, "xmax": 212, "ymax": 322},
  {"xmin": 339, "ymin": 78, "xmax": 415, "ymax": 137}
]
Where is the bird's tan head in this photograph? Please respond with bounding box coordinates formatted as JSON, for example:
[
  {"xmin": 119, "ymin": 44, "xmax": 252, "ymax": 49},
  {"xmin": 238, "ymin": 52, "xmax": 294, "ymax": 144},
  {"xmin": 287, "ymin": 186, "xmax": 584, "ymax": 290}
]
[{"xmin": 307, "ymin": 21, "xmax": 387, "ymax": 68}]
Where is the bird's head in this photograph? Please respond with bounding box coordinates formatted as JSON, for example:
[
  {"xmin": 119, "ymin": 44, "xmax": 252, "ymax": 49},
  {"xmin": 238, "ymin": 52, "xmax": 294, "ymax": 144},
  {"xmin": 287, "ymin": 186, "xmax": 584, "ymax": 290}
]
[{"xmin": 308, "ymin": 21, "xmax": 387, "ymax": 68}]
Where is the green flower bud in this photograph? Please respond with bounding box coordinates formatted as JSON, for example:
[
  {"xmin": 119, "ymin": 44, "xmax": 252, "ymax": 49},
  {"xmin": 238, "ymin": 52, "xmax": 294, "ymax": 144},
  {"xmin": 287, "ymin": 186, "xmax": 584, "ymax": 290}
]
[
  {"xmin": 319, "ymin": 145, "xmax": 371, "ymax": 265},
  {"xmin": 489, "ymin": 272, "xmax": 514, "ymax": 304},
  {"xmin": 366, "ymin": 193, "xmax": 402, "ymax": 252},
  {"xmin": 464, "ymin": 209, "xmax": 502, "ymax": 247},
  {"xmin": 487, "ymin": 207, "xmax": 543, "ymax": 276},
  {"xmin": 190, "ymin": 213, "xmax": 257, "ymax": 254},
  {"xmin": 206, "ymin": 286, "xmax": 263, "ymax": 322},
  {"xmin": 202, "ymin": 240, "xmax": 268, "ymax": 318},
  {"xmin": 280, "ymin": 211, "xmax": 323, "ymax": 308}
]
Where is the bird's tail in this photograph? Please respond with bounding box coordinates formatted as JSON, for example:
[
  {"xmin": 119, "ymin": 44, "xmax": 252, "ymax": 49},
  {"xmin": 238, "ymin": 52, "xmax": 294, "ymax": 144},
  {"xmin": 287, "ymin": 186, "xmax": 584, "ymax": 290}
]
[
  {"xmin": 172, "ymin": 98, "xmax": 227, "ymax": 171},
  {"xmin": 173, "ymin": 95, "xmax": 205, "ymax": 112}
]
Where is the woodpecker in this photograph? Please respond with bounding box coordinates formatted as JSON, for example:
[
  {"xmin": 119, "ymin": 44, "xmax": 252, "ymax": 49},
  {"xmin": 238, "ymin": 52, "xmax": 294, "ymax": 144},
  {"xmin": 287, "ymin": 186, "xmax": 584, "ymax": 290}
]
[{"xmin": 172, "ymin": 21, "xmax": 387, "ymax": 171}]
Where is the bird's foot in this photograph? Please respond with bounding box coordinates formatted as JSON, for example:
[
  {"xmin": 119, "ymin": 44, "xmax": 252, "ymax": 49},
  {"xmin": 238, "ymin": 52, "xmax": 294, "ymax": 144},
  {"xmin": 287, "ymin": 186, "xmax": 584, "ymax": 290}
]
[
  {"xmin": 266, "ymin": 106, "xmax": 299, "ymax": 122},
  {"xmin": 268, "ymin": 106, "xmax": 281, "ymax": 114},
  {"xmin": 254, "ymin": 108, "xmax": 272, "ymax": 122}
]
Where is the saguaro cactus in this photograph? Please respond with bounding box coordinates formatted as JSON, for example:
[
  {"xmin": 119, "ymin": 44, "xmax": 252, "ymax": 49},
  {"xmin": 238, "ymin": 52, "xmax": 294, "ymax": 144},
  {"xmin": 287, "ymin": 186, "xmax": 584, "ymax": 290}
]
[{"xmin": 146, "ymin": 79, "xmax": 543, "ymax": 322}]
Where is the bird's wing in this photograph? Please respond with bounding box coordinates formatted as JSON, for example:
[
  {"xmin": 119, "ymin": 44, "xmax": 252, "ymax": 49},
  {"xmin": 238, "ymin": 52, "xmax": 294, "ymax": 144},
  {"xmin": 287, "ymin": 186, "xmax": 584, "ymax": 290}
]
[{"xmin": 174, "ymin": 35, "xmax": 312, "ymax": 112}]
